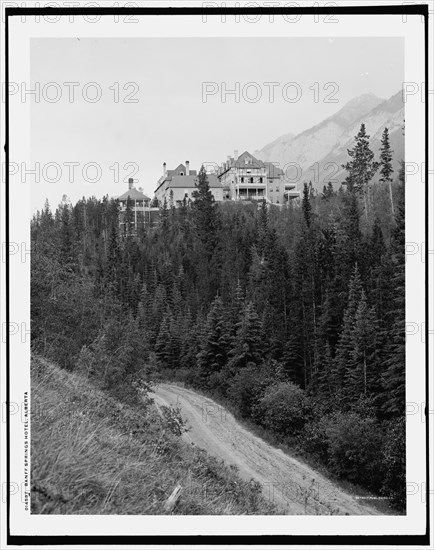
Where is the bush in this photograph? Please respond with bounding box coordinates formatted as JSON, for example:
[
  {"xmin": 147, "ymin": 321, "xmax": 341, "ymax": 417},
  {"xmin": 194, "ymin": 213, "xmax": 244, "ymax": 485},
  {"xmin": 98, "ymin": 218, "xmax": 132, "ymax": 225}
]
[
  {"xmin": 324, "ymin": 412, "xmax": 384, "ymax": 492},
  {"xmin": 300, "ymin": 416, "xmax": 331, "ymax": 463},
  {"xmin": 77, "ymin": 315, "xmax": 150, "ymax": 398},
  {"xmin": 160, "ymin": 405, "xmax": 190, "ymax": 437},
  {"xmin": 227, "ymin": 363, "xmax": 269, "ymax": 418},
  {"xmin": 381, "ymin": 417, "xmax": 406, "ymax": 511},
  {"xmin": 253, "ymin": 381, "xmax": 310, "ymax": 437}
]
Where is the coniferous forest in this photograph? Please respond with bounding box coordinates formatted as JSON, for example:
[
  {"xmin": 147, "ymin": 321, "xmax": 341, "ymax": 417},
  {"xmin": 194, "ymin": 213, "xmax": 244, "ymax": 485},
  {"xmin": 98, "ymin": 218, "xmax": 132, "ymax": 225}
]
[{"xmin": 31, "ymin": 125, "xmax": 406, "ymax": 511}]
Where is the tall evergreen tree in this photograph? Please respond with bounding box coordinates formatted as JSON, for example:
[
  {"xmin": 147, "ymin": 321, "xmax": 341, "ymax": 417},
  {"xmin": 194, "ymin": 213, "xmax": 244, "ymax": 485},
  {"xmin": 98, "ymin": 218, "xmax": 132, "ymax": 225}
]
[
  {"xmin": 342, "ymin": 123, "xmax": 379, "ymax": 219},
  {"xmin": 381, "ymin": 176, "xmax": 405, "ymax": 416},
  {"xmin": 344, "ymin": 291, "xmax": 379, "ymax": 403},
  {"xmin": 332, "ymin": 264, "xmax": 364, "ymax": 399},
  {"xmin": 225, "ymin": 302, "xmax": 263, "ymax": 379},
  {"xmin": 302, "ymin": 182, "xmax": 312, "ymax": 227},
  {"xmin": 196, "ymin": 296, "xmax": 230, "ymax": 388},
  {"xmin": 192, "ymin": 166, "xmax": 220, "ymax": 260},
  {"xmin": 379, "ymin": 127, "xmax": 395, "ymax": 215}
]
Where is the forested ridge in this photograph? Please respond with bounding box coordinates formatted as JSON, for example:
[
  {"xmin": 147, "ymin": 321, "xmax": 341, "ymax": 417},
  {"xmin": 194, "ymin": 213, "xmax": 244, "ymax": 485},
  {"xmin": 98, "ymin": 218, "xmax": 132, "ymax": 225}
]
[{"xmin": 31, "ymin": 124, "xmax": 405, "ymax": 510}]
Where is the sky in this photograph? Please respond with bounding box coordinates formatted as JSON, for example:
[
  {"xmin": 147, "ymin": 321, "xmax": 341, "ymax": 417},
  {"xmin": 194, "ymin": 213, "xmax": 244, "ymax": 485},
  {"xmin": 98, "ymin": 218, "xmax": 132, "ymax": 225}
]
[{"xmin": 31, "ymin": 36, "xmax": 404, "ymax": 211}]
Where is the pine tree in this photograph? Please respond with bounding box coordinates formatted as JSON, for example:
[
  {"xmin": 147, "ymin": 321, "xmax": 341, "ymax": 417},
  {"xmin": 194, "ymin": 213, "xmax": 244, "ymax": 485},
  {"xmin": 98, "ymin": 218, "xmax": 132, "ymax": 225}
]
[
  {"xmin": 159, "ymin": 196, "xmax": 170, "ymax": 238},
  {"xmin": 149, "ymin": 284, "xmax": 168, "ymax": 347},
  {"xmin": 381, "ymin": 176, "xmax": 405, "ymax": 416},
  {"xmin": 316, "ymin": 340, "xmax": 334, "ymax": 398},
  {"xmin": 302, "ymin": 182, "xmax": 312, "ymax": 227},
  {"xmin": 124, "ymin": 197, "xmax": 134, "ymax": 237},
  {"xmin": 179, "ymin": 309, "xmax": 198, "ymax": 372},
  {"xmin": 257, "ymin": 199, "xmax": 269, "ymax": 256},
  {"xmin": 344, "ymin": 291, "xmax": 379, "ymax": 403},
  {"xmin": 342, "ymin": 123, "xmax": 379, "ymax": 219},
  {"xmin": 155, "ymin": 311, "xmax": 172, "ymax": 369},
  {"xmin": 332, "ymin": 264, "xmax": 364, "ymax": 399},
  {"xmin": 59, "ymin": 200, "xmax": 74, "ymax": 265},
  {"xmin": 379, "ymin": 127, "xmax": 395, "ymax": 215},
  {"xmin": 192, "ymin": 166, "xmax": 220, "ymax": 260},
  {"xmin": 228, "ymin": 280, "xmax": 245, "ymax": 337},
  {"xmin": 225, "ymin": 302, "xmax": 263, "ymax": 379},
  {"xmin": 196, "ymin": 296, "xmax": 231, "ymax": 388},
  {"xmin": 322, "ymin": 181, "xmax": 334, "ymax": 201}
]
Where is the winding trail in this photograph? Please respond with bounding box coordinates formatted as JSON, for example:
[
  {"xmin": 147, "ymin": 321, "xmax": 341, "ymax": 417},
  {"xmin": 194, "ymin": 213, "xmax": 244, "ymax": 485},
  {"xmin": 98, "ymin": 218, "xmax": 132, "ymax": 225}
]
[{"xmin": 151, "ymin": 383, "xmax": 381, "ymax": 515}]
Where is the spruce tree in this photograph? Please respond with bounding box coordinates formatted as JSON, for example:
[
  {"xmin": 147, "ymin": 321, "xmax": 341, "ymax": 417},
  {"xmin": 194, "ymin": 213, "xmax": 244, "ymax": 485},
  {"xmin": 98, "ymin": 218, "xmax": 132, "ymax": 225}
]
[
  {"xmin": 379, "ymin": 127, "xmax": 395, "ymax": 215},
  {"xmin": 124, "ymin": 197, "xmax": 134, "ymax": 237},
  {"xmin": 196, "ymin": 295, "xmax": 230, "ymax": 388},
  {"xmin": 381, "ymin": 176, "xmax": 405, "ymax": 416},
  {"xmin": 226, "ymin": 301, "xmax": 263, "ymax": 378},
  {"xmin": 192, "ymin": 166, "xmax": 220, "ymax": 260},
  {"xmin": 332, "ymin": 264, "xmax": 364, "ymax": 399},
  {"xmin": 155, "ymin": 311, "xmax": 172, "ymax": 369},
  {"xmin": 344, "ymin": 291, "xmax": 379, "ymax": 402},
  {"xmin": 302, "ymin": 182, "xmax": 312, "ymax": 227},
  {"xmin": 342, "ymin": 123, "xmax": 379, "ymax": 219}
]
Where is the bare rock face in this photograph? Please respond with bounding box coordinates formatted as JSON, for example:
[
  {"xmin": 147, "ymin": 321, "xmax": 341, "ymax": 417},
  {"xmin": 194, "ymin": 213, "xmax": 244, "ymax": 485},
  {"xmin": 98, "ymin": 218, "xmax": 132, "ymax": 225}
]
[{"xmin": 256, "ymin": 91, "xmax": 404, "ymax": 191}]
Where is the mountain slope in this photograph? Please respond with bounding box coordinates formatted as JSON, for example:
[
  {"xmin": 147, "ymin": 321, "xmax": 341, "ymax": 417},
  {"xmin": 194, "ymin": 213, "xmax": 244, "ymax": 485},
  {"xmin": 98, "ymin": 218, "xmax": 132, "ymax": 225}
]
[
  {"xmin": 256, "ymin": 91, "xmax": 404, "ymax": 191},
  {"xmin": 315, "ymin": 91, "xmax": 404, "ymax": 188},
  {"xmin": 256, "ymin": 93, "xmax": 384, "ymax": 178}
]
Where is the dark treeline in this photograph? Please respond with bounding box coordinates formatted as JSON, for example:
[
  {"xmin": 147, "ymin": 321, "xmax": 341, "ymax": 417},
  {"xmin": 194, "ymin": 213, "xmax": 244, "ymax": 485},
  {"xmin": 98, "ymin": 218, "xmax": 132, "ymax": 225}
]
[{"xmin": 31, "ymin": 125, "xmax": 405, "ymax": 510}]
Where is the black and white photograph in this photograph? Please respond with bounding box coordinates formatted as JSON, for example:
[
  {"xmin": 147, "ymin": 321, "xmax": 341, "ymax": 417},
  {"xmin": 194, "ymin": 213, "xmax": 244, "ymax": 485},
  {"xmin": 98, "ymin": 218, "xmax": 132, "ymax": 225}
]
[{"xmin": 1, "ymin": 1, "xmax": 431, "ymax": 546}]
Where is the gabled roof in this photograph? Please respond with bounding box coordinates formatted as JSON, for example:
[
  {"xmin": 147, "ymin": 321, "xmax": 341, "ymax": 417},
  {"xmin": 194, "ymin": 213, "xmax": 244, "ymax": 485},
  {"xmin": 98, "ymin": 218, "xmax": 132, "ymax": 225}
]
[
  {"xmin": 218, "ymin": 151, "xmax": 285, "ymax": 179},
  {"xmin": 166, "ymin": 164, "xmax": 198, "ymax": 177},
  {"xmin": 234, "ymin": 151, "xmax": 264, "ymax": 169},
  {"xmin": 118, "ymin": 188, "xmax": 151, "ymax": 201}
]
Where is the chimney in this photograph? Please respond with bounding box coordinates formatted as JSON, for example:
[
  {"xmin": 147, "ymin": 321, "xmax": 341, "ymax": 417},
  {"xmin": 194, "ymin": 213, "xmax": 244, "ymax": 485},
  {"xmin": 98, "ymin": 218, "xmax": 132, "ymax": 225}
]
[
  {"xmin": 128, "ymin": 178, "xmax": 134, "ymax": 190},
  {"xmin": 163, "ymin": 162, "xmax": 167, "ymax": 176},
  {"xmin": 186, "ymin": 160, "xmax": 190, "ymax": 176},
  {"xmin": 234, "ymin": 149, "xmax": 238, "ymax": 160}
]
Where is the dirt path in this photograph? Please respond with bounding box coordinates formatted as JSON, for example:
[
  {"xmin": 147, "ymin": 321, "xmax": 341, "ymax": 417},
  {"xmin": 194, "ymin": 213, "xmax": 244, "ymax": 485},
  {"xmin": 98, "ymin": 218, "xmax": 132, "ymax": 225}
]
[{"xmin": 151, "ymin": 383, "xmax": 381, "ymax": 515}]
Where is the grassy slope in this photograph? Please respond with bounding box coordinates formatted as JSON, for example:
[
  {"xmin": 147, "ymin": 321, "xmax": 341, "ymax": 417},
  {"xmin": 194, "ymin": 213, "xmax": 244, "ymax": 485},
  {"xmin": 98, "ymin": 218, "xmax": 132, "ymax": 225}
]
[{"xmin": 31, "ymin": 356, "xmax": 277, "ymax": 515}]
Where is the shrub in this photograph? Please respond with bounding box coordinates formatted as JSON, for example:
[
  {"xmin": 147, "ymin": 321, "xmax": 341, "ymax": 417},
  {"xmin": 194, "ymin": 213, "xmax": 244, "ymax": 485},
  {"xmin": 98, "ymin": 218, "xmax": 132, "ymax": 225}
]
[
  {"xmin": 253, "ymin": 381, "xmax": 310, "ymax": 437},
  {"xmin": 227, "ymin": 363, "xmax": 269, "ymax": 418},
  {"xmin": 381, "ymin": 417, "xmax": 406, "ymax": 511},
  {"xmin": 160, "ymin": 405, "xmax": 189, "ymax": 437},
  {"xmin": 324, "ymin": 412, "xmax": 384, "ymax": 492},
  {"xmin": 300, "ymin": 416, "xmax": 331, "ymax": 463}
]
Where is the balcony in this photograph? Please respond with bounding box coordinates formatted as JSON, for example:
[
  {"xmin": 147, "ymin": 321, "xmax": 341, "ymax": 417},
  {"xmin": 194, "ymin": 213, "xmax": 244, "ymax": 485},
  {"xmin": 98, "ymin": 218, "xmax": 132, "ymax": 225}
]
[
  {"xmin": 237, "ymin": 188, "xmax": 266, "ymax": 200},
  {"xmin": 284, "ymin": 190, "xmax": 301, "ymax": 200}
]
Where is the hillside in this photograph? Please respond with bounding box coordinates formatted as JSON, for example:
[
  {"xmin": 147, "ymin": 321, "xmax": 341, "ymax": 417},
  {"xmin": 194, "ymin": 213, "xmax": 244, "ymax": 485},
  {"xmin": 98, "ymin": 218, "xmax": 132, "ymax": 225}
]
[
  {"xmin": 152, "ymin": 384, "xmax": 381, "ymax": 515},
  {"xmin": 256, "ymin": 91, "xmax": 404, "ymax": 190},
  {"xmin": 315, "ymin": 91, "xmax": 404, "ymax": 187},
  {"xmin": 30, "ymin": 356, "xmax": 277, "ymax": 515}
]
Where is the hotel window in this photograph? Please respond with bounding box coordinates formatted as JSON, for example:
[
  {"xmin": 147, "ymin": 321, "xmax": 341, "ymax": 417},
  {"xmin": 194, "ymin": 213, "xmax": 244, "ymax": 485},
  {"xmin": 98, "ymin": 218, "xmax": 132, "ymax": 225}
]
[
  {"xmin": 259, "ymin": 177, "xmax": 263, "ymax": 183},
  {"xmin": 276, "ymin": 186, "xmax": 280, "ymax": 192},
  {"xmin": 241, "ymin": 177, "xmax": 244, "ymax": 183},
  {"xmin": 250, "ymin": 177, "xmax": 254, "ymax": 183}
]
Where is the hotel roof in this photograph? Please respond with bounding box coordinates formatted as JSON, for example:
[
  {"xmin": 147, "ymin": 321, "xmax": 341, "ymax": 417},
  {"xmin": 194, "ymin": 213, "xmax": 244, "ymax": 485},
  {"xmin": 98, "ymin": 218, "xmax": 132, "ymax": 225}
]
[{"xmin": 118, "ymin": 188, "xmax": 151, "ymax": 201}]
